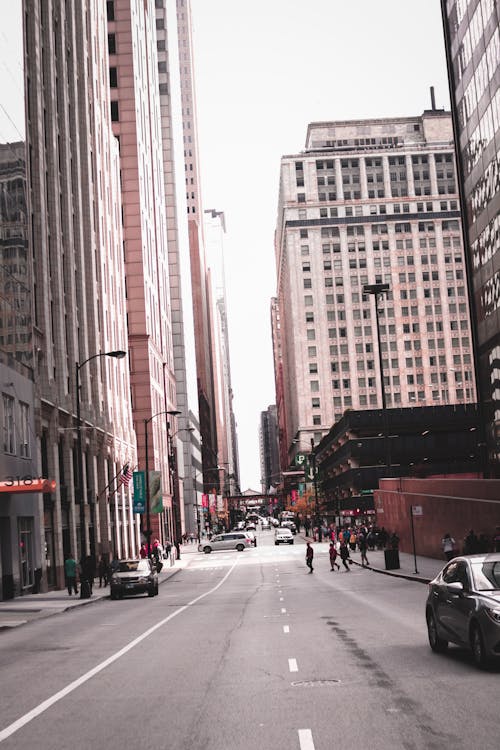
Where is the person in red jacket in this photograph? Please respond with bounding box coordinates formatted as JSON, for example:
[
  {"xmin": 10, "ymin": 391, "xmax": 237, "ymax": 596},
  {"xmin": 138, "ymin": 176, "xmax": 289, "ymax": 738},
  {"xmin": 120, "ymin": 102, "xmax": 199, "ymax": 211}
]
[
  {"xmin": 329, "ymin": 542, "xmax": 340, "ymax": 571},
  {"xmin": 306, "ymin": 542, "xmax": 314, "ymax": 573}
]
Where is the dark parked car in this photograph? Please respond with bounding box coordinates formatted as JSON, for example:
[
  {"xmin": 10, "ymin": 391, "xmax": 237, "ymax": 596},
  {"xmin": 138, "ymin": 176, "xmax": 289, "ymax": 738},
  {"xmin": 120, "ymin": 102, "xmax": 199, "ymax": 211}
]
[
  {"xmin": 426, "ymin": 553, "xmax": 500, "ymax": 668},
  {"xmin": 110, "ymin": 558, "xmax": 158, "ymax": 599}
]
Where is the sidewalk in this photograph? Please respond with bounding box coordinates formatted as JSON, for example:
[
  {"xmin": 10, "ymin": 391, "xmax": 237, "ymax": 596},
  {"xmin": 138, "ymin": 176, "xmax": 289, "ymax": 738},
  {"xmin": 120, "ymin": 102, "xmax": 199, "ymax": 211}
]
[
  {"xmin": 0, "ymin": 544, "xmax": 197, "ymax": 631},
  {"xmin": 348, "ymin": 547, "xmax": 444, "ymax": 583}
]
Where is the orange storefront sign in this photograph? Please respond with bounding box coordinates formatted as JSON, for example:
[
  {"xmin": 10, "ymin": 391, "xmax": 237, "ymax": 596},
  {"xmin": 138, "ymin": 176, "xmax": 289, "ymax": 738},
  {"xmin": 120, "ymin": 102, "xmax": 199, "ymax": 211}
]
[{"xmin": 0, "ymin": 478, "xmax": 57, "ymax": 494}]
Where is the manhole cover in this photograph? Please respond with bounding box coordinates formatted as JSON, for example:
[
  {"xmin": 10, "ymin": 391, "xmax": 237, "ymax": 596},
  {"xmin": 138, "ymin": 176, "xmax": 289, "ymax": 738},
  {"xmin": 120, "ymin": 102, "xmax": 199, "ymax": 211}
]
[{"xmin": 291, "ymin": 679, "xmax": 340, "ymax": 687}]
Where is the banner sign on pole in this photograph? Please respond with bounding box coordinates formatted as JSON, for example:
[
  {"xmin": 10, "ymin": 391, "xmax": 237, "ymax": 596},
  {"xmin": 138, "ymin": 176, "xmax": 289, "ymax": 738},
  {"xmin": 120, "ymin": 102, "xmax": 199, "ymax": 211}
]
[
  {"xmin": 150, "ymin": 471, "xmax": 163, "ymax": 513},
  {"xmin": 133, "ymin": 471, "xmax": 146, "ymax": 514}
]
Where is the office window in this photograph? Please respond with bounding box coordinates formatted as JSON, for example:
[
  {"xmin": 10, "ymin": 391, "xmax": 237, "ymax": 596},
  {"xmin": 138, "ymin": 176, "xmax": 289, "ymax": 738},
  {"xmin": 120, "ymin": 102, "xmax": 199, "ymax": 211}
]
[
  {"xmin": 310, "ymin": 381, "xmax": 319, "ymax": 392},
  {"xmin": 3, "ymin": 394, "xmax": 15, "ymax": 454},
  {"xmin": 19, "ymin": 402, "xmax": 30, "ymax": 458},
  {"xmin": 109, "ymin": 67, "xmax": 118, "ymax": 88},
  {"xmin": 108, "ymin": 33, "xmax": 116, "ymax": 54},
  {"xmin": 110, "ymin": 100, "xmax": 119, "ymax": 121},
  {"xmin": 307, "ymin": 329, "xmax": 315, "ymax": 340},
  {"xmin": 312, "ymin": 398, "xmax": 320, "ymax": 408}
]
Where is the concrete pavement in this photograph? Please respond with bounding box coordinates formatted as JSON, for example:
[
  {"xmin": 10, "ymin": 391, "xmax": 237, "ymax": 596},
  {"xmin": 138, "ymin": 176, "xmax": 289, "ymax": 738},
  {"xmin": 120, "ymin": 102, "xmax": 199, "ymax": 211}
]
[
  {"xmin": 0, "ymin": 539, "xmax": 446, "ymax": 631},
  {"xmin": 0, "ymin": 544, "xmax": 198, "ymax": 630}
]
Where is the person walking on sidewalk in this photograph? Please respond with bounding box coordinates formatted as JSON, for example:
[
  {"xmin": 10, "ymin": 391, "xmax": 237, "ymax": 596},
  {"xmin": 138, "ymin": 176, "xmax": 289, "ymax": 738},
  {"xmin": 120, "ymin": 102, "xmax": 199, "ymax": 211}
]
[
  {"xmin": 339, "ymin": 540, "xmax": 351, "ymax": 571},
  {"xmin": 329, "ymin": 542, "xmax": 340, "ymax": 571},
  {"xmin": 441, "ymin": 532, "xmax": 456, "ymax": 561},
  {"xmin": 358, "ymin": 531, "xmax": 369, "ymax": 567},
  {"xmin": 65, "ymin": 553, "xmax": 78, "ymax": 596},
  {"xmin": 306, "ymin": 542, "xmax": 314, "ymax": 573}
]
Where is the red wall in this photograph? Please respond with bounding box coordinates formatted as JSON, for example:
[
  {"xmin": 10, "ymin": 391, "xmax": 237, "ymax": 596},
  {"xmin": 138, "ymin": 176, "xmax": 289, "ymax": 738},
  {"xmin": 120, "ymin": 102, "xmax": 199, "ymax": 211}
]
[{"xmin": 375, "ymin": 477, "xmax": 500, "ymax": 559}]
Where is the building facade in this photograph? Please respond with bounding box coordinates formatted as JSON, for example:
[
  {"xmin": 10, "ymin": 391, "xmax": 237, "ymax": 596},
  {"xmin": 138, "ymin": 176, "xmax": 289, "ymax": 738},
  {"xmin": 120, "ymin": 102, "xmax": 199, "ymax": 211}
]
[
  {"xmin": 274, "ymin": 109, "xmax": 477, "ymax": 467},
  {"xmin": 259, "ymin": 405, "xmax": 280, "ymax": 494},
  {"xmin": 23, "ymin": 0, "xmax": 137, "ymax": 594},
  {"xmin": 108, "ymin": 0, "xmax": 179, "ymax": 545},
  {"xmin": 441, "ymin": 0, "xmax": 500, "ymax": 470}
]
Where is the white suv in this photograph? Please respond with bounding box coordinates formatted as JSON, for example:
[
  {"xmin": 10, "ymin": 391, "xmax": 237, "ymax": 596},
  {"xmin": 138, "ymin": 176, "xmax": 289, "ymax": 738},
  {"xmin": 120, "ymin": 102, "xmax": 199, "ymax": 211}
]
[
  {"xmin": 275, "ymin": 527, "xmax": 294, "ymax": 545},
  {"xmin": 198, "ymin": 532, "xmax": 252, "ymax": 554}
]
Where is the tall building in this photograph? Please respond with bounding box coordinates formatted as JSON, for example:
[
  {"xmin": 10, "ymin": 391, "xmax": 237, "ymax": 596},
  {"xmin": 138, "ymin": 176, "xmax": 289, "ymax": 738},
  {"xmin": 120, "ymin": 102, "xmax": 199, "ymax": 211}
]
[
  {"xmin": 154, "ymin": 0, "xmax": 200, "ymax": 535},
  {"xmin": 0, "ymin": 137, "xmax": 39, "ymax": 599},
  {"xmin": 23, "ymin": 0, "xmax": 136, "ymax": 592},
  {"xmin": 273, "ymin": 109, "xmax": 477, "ymax": 467},
  {"xmin": 204, "ymin": 209, "xmax": 240, "ymax": 508},
  {"xmin": 441, "ymin": 0, "xmax": 500, "ymax": 469},
  {"xmin": 176, "ymin": 0, "xmax": 219, "ymax": 481},
  {"xmin": 259, "ymin": 405, "xmax": 280, "ymax": 494}
]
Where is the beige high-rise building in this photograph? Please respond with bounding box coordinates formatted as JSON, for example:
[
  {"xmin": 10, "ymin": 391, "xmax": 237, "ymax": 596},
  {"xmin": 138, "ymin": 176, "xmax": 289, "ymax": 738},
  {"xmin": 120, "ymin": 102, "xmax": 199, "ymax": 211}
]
[
  {"xmin": 274, "ymin": 108, "xmax": 477, "ymax": 465},
  {"xmin": 24, "ymin": 0, "xmax": 136, "ymax": 588}
]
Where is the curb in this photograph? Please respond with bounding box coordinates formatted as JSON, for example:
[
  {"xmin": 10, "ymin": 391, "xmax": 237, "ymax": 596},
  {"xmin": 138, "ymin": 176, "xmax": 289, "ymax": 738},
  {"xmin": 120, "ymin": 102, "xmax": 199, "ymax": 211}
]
[{"xmin": 350, "ymin": 559, "xmax": 431, "ymax": 584}]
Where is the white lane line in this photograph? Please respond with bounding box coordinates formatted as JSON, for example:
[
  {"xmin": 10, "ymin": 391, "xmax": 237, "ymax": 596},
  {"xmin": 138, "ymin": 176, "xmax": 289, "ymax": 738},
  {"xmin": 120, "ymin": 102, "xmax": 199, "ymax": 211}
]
[
  {"xmin": 281, "ymin": 607, "xmax": 286, "ymax": 614},
  {"xmin": 288, "ymin": 658, "xmax": 298, "ymax": 672},
  {"xmin": 298, "ymin": 729, "xmax": 315, "ymax": 750},
  {"xmin": 283, "ymin": 625, "xmax": 290, "ymax": 634},
  {"xmin": 0, "ymin": 559, "xmax": 240, "ymax": 743},
  {"xmin": 279, "ymin": 597, "xmax": 284, "ymax": 601}
]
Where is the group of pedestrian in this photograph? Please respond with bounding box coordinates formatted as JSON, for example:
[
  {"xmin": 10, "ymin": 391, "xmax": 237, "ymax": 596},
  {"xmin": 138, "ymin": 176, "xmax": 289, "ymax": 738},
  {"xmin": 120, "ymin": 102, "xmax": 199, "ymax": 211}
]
[
  {"xmin": 440, "ymin": 527, "xmax": 500, "ymax": 560},
  {"xmin": 64, "ymin": 553, "xmax": 104, "ymax": 596}
]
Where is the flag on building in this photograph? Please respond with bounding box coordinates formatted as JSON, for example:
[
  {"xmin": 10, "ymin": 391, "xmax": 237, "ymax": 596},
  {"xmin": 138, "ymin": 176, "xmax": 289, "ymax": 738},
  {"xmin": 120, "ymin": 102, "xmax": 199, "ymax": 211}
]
[{"xmin": 118, "ymin": 464, "xmax": 133, "ymax": 487}]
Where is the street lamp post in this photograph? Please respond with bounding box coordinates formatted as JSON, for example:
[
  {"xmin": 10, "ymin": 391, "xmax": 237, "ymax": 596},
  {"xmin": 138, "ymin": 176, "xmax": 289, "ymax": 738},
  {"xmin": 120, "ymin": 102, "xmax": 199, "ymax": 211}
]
[
  {"xmin": 144, "ymin": 409, "xmax": 181, "ymax": 559},
  {"xmin": 363, "ymin": 283, "xmax": 391, "ymax": 470},
  {"xmin": 75, "ymin": 349, "xmax": 126, "ymax": 597},
  {"xmin": 310, "ymin": 438, "xmax": 322, "ymax": 542},
  {"xmin": 166, "ymin": 411, "xmax": 182, "ymax": 545}
]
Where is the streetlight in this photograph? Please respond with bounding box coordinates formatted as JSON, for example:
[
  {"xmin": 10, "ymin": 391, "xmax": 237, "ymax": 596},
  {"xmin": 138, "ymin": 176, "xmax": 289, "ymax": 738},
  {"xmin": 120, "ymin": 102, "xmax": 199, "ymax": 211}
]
[
  {"xmin": 165, "ymin": 411, "xmax": 182, "ymax": 546},
  {"xmin": 310, "ymin": 438, "xmax": 322, "ymax": 542},
  {"xmin": 75, "ymin": 349, "xmax": 126, "ymax": 597},
  {"xmin": 144, "ymin": 409, "xmax": 181, "ymax": 559},
  {"xmin": 363, "ymin": 283, "xmax": 391, "ymax": 470}
]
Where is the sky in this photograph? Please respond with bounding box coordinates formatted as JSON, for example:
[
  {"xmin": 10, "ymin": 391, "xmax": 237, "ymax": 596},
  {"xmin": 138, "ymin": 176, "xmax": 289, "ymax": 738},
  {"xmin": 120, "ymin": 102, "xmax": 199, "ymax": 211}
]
[{"xmin": 190, "ymin": 0, "xmax": 452, "ymax": 489}]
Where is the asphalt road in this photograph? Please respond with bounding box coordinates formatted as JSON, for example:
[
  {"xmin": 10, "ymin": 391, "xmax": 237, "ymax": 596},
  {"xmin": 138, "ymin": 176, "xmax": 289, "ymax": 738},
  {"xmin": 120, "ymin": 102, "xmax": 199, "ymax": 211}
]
[{"xmin": 0, "ymin": 531, "xmax": 498, "ymax": 750}]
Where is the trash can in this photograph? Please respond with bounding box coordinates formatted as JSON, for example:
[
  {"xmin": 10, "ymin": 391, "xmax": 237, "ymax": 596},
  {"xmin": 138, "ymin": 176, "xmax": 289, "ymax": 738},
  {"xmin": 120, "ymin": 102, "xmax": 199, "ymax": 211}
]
[{"xmin": 384, "ymin": 548, "xmax": 400, "ymax": 570}]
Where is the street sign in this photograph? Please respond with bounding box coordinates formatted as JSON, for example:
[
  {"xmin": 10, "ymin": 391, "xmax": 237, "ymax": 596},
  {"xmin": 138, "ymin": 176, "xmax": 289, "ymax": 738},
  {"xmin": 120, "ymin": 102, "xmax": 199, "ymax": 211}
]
[
  {"xmin": 132, "ymin": 471, "xmax": 146, "ymax": 514},
  {"xmin": 412, "ymin": 505, "xmax": 423, "ymax": 516},
  {"xmin": 295, "ymin": 453, "xmax": 308, "ymax": 467},
  {"xmin": 305, "ymin": 466, "xmax": 318, "ymax": 481}
]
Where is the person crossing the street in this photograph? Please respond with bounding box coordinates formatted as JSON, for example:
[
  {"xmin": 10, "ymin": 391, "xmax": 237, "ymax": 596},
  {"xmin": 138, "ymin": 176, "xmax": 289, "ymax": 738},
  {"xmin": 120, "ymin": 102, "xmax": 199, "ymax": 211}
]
[{"xmin": 306, "ymin": 542, "xmax": 314, "ymax": 573}]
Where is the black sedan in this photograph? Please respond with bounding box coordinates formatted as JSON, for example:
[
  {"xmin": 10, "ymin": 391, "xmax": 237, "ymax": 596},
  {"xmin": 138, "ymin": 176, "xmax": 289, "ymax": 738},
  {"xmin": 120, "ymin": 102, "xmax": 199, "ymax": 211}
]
[{"xmin": 426, "ymin": 553, "xmax": 500, "ymax": 668}]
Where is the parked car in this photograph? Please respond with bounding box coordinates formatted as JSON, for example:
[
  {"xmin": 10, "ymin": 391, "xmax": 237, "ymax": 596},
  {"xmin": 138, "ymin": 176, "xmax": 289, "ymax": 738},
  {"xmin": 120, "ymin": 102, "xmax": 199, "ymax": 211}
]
[
  {"xmin": 198, "ymin": 532, "xmax": 253, "ymax": 554},
  {"xmin": 281, "ymin": 520, "xmax": 297, "ymax": 534},
  {"xmin": 110, "ymin": 558, "xmax": 158, "ymax": 599},
  {"xmin": 275, "ymin": 527, "xmax": 294, "ymax": 545},
  {"xmin": 426, "ymin": 553, "xmax": 500, "ymax": 668},
  {"xmin": 245, "ymin": 522, "xmax": 256, "ymax": 531}
]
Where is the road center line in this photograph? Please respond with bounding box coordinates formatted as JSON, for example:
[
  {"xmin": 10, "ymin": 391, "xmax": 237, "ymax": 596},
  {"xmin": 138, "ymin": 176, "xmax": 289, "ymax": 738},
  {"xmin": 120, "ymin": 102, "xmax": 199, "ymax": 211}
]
[
  {"xmin": 0, "ymin": 558, "xmax": 239, "ymax": 743},
  {"xmin": 298, "ymin": 729, "xmax": 315, "ymax": 750},
  {"xmin": 279, "ymin": 596, "xmax": 284, "ymax": 601},
  {"xmin": 281, "ymin": 607, "xmax": 286, "ymax": 614},
  {"xmin": 283, "ymin": 625, "xmax": 290, "ymax": 634},
  {"xmin": 288, "ymin": 658, "xmax": 298, "ymax": 672}
]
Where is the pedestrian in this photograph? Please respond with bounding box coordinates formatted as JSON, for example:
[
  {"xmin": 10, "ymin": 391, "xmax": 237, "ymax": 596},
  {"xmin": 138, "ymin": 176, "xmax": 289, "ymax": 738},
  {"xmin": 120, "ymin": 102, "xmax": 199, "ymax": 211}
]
[
  {"xmin": 463, "ymin": 529, "xmax": 478, "ymax": 555},
  {"xmin": 440, "ymin": 532, "xmax": 455, "ymax": 561},
  {"xmin": 329, "ymin": 542, "xmax": 340, "ymax": 571},
  {"xmin": 358, "ymin": 532, "xmax": 369, "ymax": 567},
  {"xmin": 339, "ymin": 540, "xmax": 351, "ymax": 571},
  {"xmin": 493, "ymin": 526, "xmax": 500, "ymax": 553},
  {"xmin": 98, "ymin": 555, "xmax": 108, "ymax": 587},
  {"xmin": 81, "ymin": 555, "xmax": 95, "ymax": 595},
  {"xmin": 65, "ymin": 552, "xmax": 78, "ymax": 596},
  {"xmin": 305, "ymin": 542, "xmax": 314, "ymax": 573},
  {"xmin": 349, "ymin": 530, "xmax": 357, "ymax": 552}
]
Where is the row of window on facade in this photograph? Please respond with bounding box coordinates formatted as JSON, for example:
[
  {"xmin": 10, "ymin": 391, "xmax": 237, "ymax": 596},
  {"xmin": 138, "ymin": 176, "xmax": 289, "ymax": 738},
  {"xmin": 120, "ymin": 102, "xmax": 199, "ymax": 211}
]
[{"xmin": 317, "ymin": 199, "xmax": 459, "ymax": 219}]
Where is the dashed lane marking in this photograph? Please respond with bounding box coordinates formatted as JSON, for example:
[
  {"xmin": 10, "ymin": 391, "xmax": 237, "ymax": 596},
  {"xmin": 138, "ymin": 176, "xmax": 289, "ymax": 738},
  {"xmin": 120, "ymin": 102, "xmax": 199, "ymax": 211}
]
[
  {"xmin": 298, "ymin": 729, "xmax": 315, "ymax": 750},
  {"xmin": 283, "ymin": 625, "xmax": 290, "ymax": 634},
  {"xmin": 288, "ymin": 658, "xmax": 298, "ymax": 673}
]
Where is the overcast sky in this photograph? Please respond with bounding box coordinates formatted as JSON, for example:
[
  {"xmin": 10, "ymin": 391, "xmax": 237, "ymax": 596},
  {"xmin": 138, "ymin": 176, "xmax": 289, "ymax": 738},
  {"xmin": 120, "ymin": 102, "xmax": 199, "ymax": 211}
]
[{"xmin": 191, "ymin": 0, "xmax": 451, "ymax": 489}]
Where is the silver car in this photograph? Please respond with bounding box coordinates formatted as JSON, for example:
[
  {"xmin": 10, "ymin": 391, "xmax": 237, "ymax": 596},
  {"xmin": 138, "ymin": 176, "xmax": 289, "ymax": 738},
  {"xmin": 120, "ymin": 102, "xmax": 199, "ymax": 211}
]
[
  {"xmin": 110, "ymin": 558, "xmax": 159, "ymax": 599},
  {"xmin": 198, "ymin": 532, "xmax": 252, "ymax": 554},
  {"xmin": 426, "ymin": 553, "xmax": 500, "ymax": 668}
]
